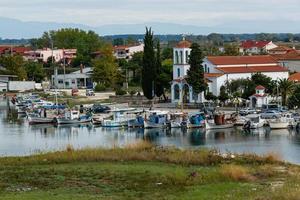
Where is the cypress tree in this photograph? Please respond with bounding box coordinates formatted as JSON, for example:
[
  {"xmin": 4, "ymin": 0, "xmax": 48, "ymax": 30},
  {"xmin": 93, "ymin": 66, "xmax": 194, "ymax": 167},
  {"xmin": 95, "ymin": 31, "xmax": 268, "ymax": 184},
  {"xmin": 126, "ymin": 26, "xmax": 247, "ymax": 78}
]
[
  {"xmin": 186, "ymin": 43, "xmax": 207, "ymax": 95},
  {"xmin": 142, "ymin": 27, "xmax": 156, "ymax": 99},
  {"xmin": 155, "ymin": 40, "xmax": 164, "ymax": 97}
]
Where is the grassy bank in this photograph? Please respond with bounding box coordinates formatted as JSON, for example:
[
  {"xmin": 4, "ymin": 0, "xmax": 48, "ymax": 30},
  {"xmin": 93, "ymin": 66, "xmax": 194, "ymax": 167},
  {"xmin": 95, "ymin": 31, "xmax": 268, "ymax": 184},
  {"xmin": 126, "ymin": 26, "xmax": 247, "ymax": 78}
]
[{"xmin": 0, "ymin": 142, "xmax": 299, "ymax": 200}]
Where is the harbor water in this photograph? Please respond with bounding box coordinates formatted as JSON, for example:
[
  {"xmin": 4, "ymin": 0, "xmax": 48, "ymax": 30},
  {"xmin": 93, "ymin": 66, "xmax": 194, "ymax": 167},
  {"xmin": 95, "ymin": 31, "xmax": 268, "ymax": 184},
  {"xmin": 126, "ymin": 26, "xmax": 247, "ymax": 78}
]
[{"xmin": 1, "ymin": 99, "xmax": 300, "ymax": 164}]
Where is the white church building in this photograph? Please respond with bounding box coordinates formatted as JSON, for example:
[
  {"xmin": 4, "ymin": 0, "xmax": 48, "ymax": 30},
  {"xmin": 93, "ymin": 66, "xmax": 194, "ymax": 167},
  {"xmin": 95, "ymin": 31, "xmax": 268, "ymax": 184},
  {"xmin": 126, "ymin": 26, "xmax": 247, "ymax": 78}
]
[{"xmin": 171, "ymin": 40, "xmax": 289, "ymax": 104}]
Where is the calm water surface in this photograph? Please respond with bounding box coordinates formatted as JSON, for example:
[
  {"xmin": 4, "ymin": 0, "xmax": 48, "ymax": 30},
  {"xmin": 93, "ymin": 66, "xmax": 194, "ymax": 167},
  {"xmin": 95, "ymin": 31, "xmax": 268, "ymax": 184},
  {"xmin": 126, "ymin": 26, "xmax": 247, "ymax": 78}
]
[{"xmin": 1, "ymin": 98, "xmax": 300, "ymax": 164}]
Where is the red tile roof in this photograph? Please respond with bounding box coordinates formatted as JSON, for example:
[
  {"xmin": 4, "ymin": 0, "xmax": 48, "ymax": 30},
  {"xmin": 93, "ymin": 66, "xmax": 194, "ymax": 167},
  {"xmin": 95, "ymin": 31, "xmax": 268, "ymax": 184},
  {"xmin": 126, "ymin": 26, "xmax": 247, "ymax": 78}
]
[
  {"xmin": 204, "ymin": 73, "xmax": 224, "ymax": 78},
  {"xmin": 241, "ymin": 40, "xmax": 271, "ymax": 49},
  {"xmin": 271, "ymin": 51, "xmax": 300, "ymax": 61},
  {"xmin": 216, "ymin": 65, "xmax": 288, "ymax": 74},
  {"xmin": 255, "ymin": 85, "xmax": 265, "ymax": 90},
  {"xmin": 289, "ymin": 72, "xmax": 300, "ymax": 82},
  {"xmin": 176, "ymin": 40, "xmax": 191, "ymax": 48},
  {"xmin": 269, "ymin": 46, "xmax": 294, "ymax": 52},
  {"xmin": 207, "ymin": 55, "xmax": 277, "ymax": 65}
]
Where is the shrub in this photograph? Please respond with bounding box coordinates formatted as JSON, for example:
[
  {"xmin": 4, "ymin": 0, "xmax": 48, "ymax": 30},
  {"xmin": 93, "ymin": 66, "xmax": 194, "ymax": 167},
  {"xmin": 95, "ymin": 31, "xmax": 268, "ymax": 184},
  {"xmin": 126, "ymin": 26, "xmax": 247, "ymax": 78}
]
[
  {"xmin": 94, "ymin": 84, "xmax": 106, "ymax": 92},
  {"xmin": 115, "ymin": 88, "xmax": 127, "ymax": 96},
  {"xmin": 220, "ymin": 164, "xmax": 254, "ymax": 181},
  {"xmin": 129, "ymin": 90, "xmax": 137, "ymax": 96}
]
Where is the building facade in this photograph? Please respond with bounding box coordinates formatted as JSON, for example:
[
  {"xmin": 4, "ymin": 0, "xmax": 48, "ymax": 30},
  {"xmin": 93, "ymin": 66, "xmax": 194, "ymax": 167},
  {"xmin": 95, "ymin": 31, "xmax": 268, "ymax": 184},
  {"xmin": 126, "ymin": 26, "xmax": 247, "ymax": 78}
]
[
  {"xmin": 25, "ymin": 48, "xmax": 77, "ymax": 63},
  {"xmin": 113, "ymin": 43, "xmax": 144, "ymax": 60},
  {"xmin": 203, "ymin": 55, "xmax": 289, "ymax": 96}
]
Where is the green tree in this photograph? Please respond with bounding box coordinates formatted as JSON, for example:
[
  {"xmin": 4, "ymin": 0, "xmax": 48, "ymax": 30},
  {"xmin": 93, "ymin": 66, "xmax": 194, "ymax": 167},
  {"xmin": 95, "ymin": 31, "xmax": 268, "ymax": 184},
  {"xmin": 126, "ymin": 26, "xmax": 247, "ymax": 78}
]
[
  {"xmin": 223, "ymin": 43, "xmax": 240, "ymax": 56},
  {"xmin": 288, "ymin": 85, "xmax": 300, "ymax": 109},
  {"xmin": 25, "ymin": 62, "xmax": 45, "ymax": 82},
  {"xmin": 161, "ymin": 47, "xmax": 173, "ymax": 60},
  {"xmin": 155, "ymin": 40, "xmax": 164, "ymax": 98},
  {"xmin": 142, "ymin": 27, "xmax": 156, "ymax": 100},
  {"xmin": 219, "ymin": 86, "xmax": 229, "ymax": 103},
  {"xmin": 0, "ymin": 55, "xmax": 27, "ymax": 80},
  {"xmin": 186, "ymin": 43, "xmax": 207, "ymax": 95},
  {"xmin": 92, "ymin": 44, "xmax": 118, "ymax": 88},
  {"xmin": 278, "ymin": 78, "xmax": 294, "ymax": 106}
]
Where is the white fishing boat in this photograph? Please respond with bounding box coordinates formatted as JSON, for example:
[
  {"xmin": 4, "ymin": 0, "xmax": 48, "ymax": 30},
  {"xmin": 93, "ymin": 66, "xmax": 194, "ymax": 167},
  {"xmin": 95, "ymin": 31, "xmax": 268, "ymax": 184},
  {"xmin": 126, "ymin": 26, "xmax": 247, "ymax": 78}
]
[
  {"xmin": 92, "ymin": 113, "xmax": 112, "ymax": 125},
  {"xmin": 55, "ymin": 110, "xmax": 92, "ymax": 125},
  {"xmin": 268, "ymin": 116, "xmax": 290, "ymax": 129},
  {"xmin": 169, "ymin": 112, "xmax": 186, "ymax": 128},
  {"xmin": 144, "ymin": 110, "xmax": 169, "ymax": 129},
  {"xmin": 243, "ymin": 114, "xmax": 265, "ymax": 129},
  {"xmin": 102, "ymin": 108, "xmax": 136, "ymax": 128},
  {"xmin": 127, "ymin": 110, "xmax": 145, "ymax": 128}
]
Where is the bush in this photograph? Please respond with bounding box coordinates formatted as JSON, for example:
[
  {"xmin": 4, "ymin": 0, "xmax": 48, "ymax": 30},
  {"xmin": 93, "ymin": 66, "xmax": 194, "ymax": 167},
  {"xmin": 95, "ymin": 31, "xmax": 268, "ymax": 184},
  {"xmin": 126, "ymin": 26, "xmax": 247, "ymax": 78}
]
[
  {"xmin": 115, "ymin": 88, "xmax": 127, "ymax": 96},
  {"xmin": 94, "ymin": 84, "xmax": 106, "ymax": 92}
]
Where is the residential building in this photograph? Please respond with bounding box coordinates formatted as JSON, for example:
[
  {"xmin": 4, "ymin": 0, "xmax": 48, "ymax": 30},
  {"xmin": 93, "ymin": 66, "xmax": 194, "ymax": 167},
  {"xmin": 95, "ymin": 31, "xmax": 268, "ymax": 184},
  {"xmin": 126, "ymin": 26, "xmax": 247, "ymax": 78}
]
[
  {"xmin": 203, "ymin": 55, "xmax": 289, "ymax": 96},
  {"xmin": 288, "ymin": 72, "xmax": 300, "ymax": 83},
  {"xmin": 239, "ymin": 40, "xmax": 277, "ymax": 55},
  {"xmin": 52, "ymin": 67, "xmax": 93, "ymax": 89},
  {"xmin": 0, "ymin": 46, "xmax": 31, "ymax": 56},
  {"xmin": 113, "ymin": 43, "xmax": 144, "ymax": 60},
  {"xmin": 25, "ymin": 48, "xmax": 77, "ymax": 63},
  {"xmin": 270, "ymin": 48, "xmax": 300, "ymax": 72}
]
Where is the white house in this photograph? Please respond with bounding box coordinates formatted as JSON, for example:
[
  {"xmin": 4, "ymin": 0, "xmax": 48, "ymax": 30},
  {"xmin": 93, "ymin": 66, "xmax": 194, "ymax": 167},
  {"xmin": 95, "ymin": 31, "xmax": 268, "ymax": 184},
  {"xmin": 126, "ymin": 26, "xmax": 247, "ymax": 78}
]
[
  {"xmin": 249, "ymin": 85, "xmax": 270, "ymax": 108},
  {"xmin": 203, "ymin": 55, "xmax": 289, "ymax": 96},
  {"xmin": 113, "ymin": 43, "xmax": 144, "ymax": 60},
  {"xmin": 239, "ymin": 40, "xmax": 277, "ymax": 55},
  {"xmin": 52, "ymin": 67, "xmax": 93, "ymax": 89}
]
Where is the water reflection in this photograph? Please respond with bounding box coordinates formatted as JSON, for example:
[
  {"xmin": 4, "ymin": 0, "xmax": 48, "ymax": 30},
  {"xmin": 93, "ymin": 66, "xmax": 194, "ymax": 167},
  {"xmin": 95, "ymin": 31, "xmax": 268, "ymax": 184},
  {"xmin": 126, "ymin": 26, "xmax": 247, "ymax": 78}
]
[{"xmin": 1, "ymin": 99, "xmax": 300, "ymax": 164}]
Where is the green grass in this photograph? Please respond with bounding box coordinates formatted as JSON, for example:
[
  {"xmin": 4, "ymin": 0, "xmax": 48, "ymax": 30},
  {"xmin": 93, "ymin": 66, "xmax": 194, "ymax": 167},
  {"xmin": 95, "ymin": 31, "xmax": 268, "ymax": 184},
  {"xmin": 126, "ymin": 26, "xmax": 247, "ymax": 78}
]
[{"xmin": 0, "ymin": 143, "xmax": 299, "ymax": 199}]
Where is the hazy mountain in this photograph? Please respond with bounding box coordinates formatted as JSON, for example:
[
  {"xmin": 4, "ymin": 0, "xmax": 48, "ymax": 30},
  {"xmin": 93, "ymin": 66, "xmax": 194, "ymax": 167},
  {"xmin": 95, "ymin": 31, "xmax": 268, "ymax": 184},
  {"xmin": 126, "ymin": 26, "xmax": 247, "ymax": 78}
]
[{"xmin": 0, "ymin": 17, "xmax": 300, "ymax": 39}]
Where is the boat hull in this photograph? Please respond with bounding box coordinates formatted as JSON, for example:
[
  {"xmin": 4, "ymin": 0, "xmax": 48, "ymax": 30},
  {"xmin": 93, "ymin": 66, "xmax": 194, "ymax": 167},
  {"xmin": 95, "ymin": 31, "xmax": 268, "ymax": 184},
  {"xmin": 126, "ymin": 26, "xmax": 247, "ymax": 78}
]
[
  {"xmin": 205, "ymin": 121, "xmax": 234, "ymax": 130},
  {"xmin": 269, "ymin": 122, "xmax": 289, "ymax": 129},
  {"xmin": 102, "ymin": 120, "xmax": 127, "ymax": 128},
  {"xmin": 28, "ymin": 117, "xmax": 54, "ymax": 125},
  {"xmin": 56, "ymin": 118, "xmax": 91, "ymax": 125},
  {"xmin": 144, "ymin": 121, "xmax": 166, "ymax": 129}
]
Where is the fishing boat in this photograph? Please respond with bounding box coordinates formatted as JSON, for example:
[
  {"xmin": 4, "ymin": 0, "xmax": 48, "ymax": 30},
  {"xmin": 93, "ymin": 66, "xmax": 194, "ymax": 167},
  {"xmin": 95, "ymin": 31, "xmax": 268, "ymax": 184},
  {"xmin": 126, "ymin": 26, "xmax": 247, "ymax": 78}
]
[
  {"xmin": 127, "ymin": 110, "xmax": 145, "ymax": 128},
  {"xmin": 243, "ymin": 114, "xmax": 265, "ymax": 129},
  {"xmin": 91, "ymin": 113, "xmax": 112, "ymax": 125},
  {"xmin": 144, "ymin": 110, "xmax": 169, "ymax": 129},
  {"xmin": 268, "ymin": 116, "xmax": 290, "ymax": 129},
  {"xmin": 102, "ymin": 108, "xmax": 136, "ymax": 128},
  {"xmin": 169, "ymin": 112, "xmax": 186, "ymax": 128},
  {"xmin": 234, "ymin": 115, "xmax": 248, "ymax": 126},
  {"xmin": 28, "ymin": 114, "xmax": 54, "ymax": 125},
  {"xmin": 187, "ymin": 112, "xmax": 205, "ymax": 128},
  {"xmin": 205, "ymin": 113, "xmax": 234, "ymax": 130},
  {"xmin": 55, "ymin": 110, "xmax": 92, "ymax": 125}
]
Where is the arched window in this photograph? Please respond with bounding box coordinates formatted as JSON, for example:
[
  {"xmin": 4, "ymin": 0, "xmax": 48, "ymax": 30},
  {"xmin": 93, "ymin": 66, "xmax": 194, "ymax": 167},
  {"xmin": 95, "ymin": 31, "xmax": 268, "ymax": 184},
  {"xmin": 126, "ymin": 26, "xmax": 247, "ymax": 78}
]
[
  {"xmin": 185, "ymin": 50, "xmax": 189, "ymax": 64},
  {"xmin": 177, "ymin": 68, "xmax": 180, "ymax": 78},
  {"xmin": 175, "ymin": 51, "xmax": 179, "ymax": 64},
  {"xmin": 207, "ymin": 67, "xmax": 210, "ymax": 73},
  {"xmin": 180, "ymin": 51, "xmax": 183, "ymax": 64},
  {"xmin": 204, "ymin": 64, "xmax": 207, "ymax": 73},
  {"xmin": 174, "ymin": 84, "xmax": 180, "ymax": 100}
]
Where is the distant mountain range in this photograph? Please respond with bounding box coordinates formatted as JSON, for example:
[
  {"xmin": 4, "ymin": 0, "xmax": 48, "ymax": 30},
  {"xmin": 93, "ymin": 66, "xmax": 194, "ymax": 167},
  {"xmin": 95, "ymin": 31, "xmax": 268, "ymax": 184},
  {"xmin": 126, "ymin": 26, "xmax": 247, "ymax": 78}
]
[{"xmin": 0, "ymin": 17, "xmax": 300, "ymax": 39}]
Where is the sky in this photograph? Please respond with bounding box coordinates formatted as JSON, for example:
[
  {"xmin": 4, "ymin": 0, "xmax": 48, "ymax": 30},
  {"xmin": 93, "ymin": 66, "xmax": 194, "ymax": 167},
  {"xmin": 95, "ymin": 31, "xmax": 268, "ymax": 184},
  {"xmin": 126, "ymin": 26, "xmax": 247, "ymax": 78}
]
[
  {"xmin": 0, "ymin": 0, "xmax": 300, "ymax": 37},
  {"xmin": 0, "ymin": 0, "xmax": 299, "ymax": 27}
]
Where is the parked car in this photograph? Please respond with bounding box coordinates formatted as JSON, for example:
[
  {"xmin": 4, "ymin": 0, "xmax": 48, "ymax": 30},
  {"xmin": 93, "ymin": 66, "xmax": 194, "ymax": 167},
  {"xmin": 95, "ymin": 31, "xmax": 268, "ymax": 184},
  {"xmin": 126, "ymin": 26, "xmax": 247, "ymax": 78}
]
[
  {"xmin": 239, "ymin": 108, "xmax": 257, "ymax": 116},
  {"xmin": 260, "ymin": 110, "xmax": 281, "ymax": 119},
  {"xmin": 86, "ymin": 89, "xmax": 95, "ymax": 96},
  {"xmin": 72, "ymin": 89, "xmax": 79, "ymax": 96},
  {"xmin": 90, "ymin": 104, "xmax": 111, "ymax": 113}
]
